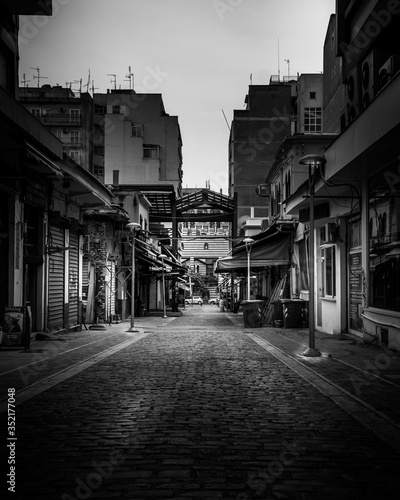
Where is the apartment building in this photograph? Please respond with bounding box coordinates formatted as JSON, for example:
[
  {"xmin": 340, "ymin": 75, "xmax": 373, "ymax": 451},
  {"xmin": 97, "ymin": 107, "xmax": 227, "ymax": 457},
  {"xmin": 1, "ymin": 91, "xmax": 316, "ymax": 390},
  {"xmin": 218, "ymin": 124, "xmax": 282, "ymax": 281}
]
[
  {"xmin": 19, "ymin": 85, "xmax": 94, "ymax": 172},
  {"xmin": 0, "ymin": 1, "xmax": 113, "ymax": 338}
]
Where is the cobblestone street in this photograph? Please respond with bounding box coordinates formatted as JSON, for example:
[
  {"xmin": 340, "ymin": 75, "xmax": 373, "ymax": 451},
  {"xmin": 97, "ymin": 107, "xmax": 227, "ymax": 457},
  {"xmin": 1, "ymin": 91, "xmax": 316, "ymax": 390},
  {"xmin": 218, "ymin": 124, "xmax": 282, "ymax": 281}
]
[{"xmin": 2, "ymin": 306, "xmax": 400, "ymax": 499}]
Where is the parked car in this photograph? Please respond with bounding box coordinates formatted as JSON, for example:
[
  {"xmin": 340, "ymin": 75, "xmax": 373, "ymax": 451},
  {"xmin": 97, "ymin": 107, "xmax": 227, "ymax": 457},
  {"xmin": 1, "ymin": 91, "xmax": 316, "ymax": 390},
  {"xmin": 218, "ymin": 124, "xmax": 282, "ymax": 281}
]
[
  {"xmin": 208, "ymin": 297, "xmax": 220, "ymax": 306},
  {"xmin": 185, "ymin": 296, "xmax": 203, "ymax": 305}
]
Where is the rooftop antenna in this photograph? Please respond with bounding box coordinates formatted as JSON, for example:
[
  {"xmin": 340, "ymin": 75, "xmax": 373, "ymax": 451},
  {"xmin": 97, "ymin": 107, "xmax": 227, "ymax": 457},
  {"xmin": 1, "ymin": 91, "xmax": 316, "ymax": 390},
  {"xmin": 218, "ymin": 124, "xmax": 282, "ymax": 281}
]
[
  {"xmin": 284, "ymin": 59, "xmax": 290, "ymax": 78},
  {"xmin": 21, "ymin": 73, "xmax": 31, "ymax": 87},
  {"xmin": 72, "ymin": 78, "xmax": 82, "ymax": 94},
  {"xmin": 107, "ymin": 73, "xmax": 117, "ymax": 90},
  {"xmin": 125, "ymin": 65, "xmax": 134, "ymax": 90},
  {"xmin": 250, "ymin": 73, "xmax": 253, "ymax": 85},
  {"xmin": 91, "ymin": 80, "xmax": 99, "ymax": 94},
  {"xmin": 83, "ymin": 69, "xmax": 91, "ymax": 93},
  {"xmin": 277, "ymin": 39, "xmax": 280, "ymax": 81},
  {"xmin": 31, "ymin": 66, "xmax": 48, "ymax": 88}
]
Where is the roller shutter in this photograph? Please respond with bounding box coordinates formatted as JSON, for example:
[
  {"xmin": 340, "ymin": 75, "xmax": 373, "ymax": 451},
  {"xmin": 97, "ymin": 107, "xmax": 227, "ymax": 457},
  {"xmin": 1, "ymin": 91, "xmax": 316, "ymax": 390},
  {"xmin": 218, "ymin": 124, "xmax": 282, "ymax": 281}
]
[
  {"xmin": 48, "ymin": 226, "xmax": 65, "ymax": 332},
  {"xmin": 68, "ymin": 232, "xmax": 79, "ymax": 328}
]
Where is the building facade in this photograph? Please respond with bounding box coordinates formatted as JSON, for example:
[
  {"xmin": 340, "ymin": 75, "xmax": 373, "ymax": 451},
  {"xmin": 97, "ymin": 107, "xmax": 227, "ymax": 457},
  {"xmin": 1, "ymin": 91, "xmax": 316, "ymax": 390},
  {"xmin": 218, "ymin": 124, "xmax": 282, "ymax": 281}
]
[
  {"xmin": 286, "ymin": 0, "xmax": 400, "ymax": 347},
  {"xmin": 228, "ymin": 83, "xmax": 295, "ymax": 232},
  {"xmin": 0, "ymin": 1, "xmax": 114, "ymax": 339},
  {"xmin": 93, "ymin": 89, "xmax": 183, "ymax": 192},
  {"xmin": 19, "ymin": 85, "xmax": 94, "ymax": 172}
]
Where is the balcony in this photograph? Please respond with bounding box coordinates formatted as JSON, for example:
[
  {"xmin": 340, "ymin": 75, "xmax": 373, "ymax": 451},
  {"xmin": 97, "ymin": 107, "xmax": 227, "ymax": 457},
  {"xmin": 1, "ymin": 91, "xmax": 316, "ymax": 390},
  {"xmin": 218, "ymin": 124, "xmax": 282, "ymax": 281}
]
[{"xmin": 40, "ymin": 114, "xmax": 82, "ymax": 126}]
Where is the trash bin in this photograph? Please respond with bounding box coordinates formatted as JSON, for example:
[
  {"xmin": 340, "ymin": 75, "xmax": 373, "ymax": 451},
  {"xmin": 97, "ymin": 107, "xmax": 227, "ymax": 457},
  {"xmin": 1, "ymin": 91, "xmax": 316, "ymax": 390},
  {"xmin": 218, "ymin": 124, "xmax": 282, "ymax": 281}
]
[
  {"xmin": 272, "ymin": 300, "xmax": 283, "ymax": 323},
  {"xmin": 241, "ymin": 300, "xmax": 263, "ymax": 328},
  {"xmin": 281, "ymin": 299, "xmax": 306, "ymax": 328}
]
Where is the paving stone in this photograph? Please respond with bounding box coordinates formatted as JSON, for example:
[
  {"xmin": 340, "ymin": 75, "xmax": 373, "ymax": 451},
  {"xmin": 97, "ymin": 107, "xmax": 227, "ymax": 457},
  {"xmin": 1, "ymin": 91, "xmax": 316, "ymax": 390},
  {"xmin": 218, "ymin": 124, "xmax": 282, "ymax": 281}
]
[{"xmin": 2, "ymin": 307, "xmax": 400, "ymax": 499}]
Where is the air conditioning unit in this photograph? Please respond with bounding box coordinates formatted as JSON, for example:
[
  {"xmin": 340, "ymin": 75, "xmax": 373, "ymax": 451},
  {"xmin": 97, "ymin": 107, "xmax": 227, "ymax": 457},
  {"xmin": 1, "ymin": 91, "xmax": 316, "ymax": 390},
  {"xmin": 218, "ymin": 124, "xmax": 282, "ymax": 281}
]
[
  {"xmin": 379, "ymin": 56, "xmax": 393, "ymax": 89},
  {"xmin": 378, "ymin": 54, "xmax": 400, "ymax": 91},
  {"xmin": 261, "ymin": 216, "xmax": 275, "ymax": 231},
  {"xmin": 346, "ymin": 66, "xmax": 360, "ymax": 124},
  {"xmin": 360, "ymin": 50, "xmax": 385, "ymax": 110},
  {"xmin": 256, "ymin": 183, "xmax": 271, "ymax": 197}
]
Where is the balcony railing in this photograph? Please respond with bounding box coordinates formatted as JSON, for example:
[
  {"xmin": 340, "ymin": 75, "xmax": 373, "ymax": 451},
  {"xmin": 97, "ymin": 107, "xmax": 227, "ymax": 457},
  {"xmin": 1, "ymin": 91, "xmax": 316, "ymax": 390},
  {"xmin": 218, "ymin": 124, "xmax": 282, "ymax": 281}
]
[{"xmin": 39, "ymin": 114, "xmax": 82, "ymax": 125}]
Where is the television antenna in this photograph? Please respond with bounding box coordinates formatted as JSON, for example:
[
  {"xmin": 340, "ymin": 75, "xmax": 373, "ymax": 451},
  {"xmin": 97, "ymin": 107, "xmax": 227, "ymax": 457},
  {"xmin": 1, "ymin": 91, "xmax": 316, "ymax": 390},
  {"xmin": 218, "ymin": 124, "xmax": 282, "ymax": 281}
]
[
  {"xmin": 125, "ymin": 65, "xmax": 134, "ymax": 90},
  {"xmin": 31, "ymin": 66, "xmax": 48, "ymax": 87},
  {"xmin": 91, "ymin": 80, "xmax": 99, "ymax": 94},
  {"xmin": 83, "ymin": 69, "xmax": 91, "ymax": 93},
  {"xmin": 21, "ymin": 73, "xmax": 31, "ymax": 87},
  {"xmin": 284, "ymin": 58, "xmax": 290, "ymax": 78},
  {"xmin": 107, "ymin": 74, "xmax": 117, "ymax": 90}
]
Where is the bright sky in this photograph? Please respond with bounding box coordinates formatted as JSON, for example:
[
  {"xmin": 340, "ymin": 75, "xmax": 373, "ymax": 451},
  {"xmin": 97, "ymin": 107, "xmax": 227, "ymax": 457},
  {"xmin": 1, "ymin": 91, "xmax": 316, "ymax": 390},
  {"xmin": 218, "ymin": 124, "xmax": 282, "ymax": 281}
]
[{"xmin": 19, "ymin": 0, "xmax": 335, "ymax": 193}]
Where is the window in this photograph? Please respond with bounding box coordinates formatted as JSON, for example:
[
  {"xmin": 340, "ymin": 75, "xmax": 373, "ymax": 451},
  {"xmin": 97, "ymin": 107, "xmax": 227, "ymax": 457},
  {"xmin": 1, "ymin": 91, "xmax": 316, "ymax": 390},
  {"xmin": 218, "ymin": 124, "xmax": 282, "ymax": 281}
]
[
  {"xmin": 94, "ymin": 165, "xmax": 104, "ymax": 176},
  {"xmin": 349, "ymin": 218, "xmax": 361, "ymax": 248},
  {"xmin": 94, "ymin": 105, "xmax": 106, "ymax": 115},
  {"xmin": 309, "ymin": 91, "xmax": 316, "ymax": 99},
  {"xmin": 304, "ymin": 107, "xmax": 322, "ymax": 133},
  {"xmin": 131, "ymin": 124, "xmax": 143, "ymax": 137},
  {"xmin": 31, "ymin": 109, "xmax": 41, "ymax": 117},
  {"xmin": 112, "ymin": 105, "xmax": 120, "ymax": 114},
  {"xmin": 284, "ymin": 171, "xmax": 291, "ymax": 198},
  {"xmin": 204, "ymin": 243, "xmax": 209, "ymax": 250},
  {"xmin": 94, "ymin": 146, "xmax": 104, "ymax": 155},
  {"xmin": 55, "ymin": 130, "xmax": 62, "ymax": 139},
  {"xmin": 112, "ymin": 170, "xmax": 119, "ymax": 186},
  {"xmin": 69, "ymin": 109, "xmax": 80, "ymax": 123},
  {"xmin": 70, "ymin": 130, "xmax": 80, "ymax": 143},
  {"xmin": 369, "ymin": 162, "xmax": 400, "ymax": 312},
  {"xmin": 143, "ymin": 145, "xmax": 160, "ymax": 159},
  {"xmin": 69, "ymin": 150, "xmax": 80, "ymax": 164},
  {"xmin": 321, "ymin": 245, "xmax": 336, "ymax": 297}
]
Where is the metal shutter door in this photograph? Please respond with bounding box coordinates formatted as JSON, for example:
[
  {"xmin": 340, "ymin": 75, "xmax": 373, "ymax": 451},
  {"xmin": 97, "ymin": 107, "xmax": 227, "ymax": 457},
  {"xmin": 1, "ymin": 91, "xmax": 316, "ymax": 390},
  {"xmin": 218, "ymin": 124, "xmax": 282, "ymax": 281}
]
[
  {"xmin": 48, "ymin": 226, "xmax": 65, "ymax": 332},
  {"xmin": 68, "ymin": 232, "xmax": 79, "ymax": 328}
]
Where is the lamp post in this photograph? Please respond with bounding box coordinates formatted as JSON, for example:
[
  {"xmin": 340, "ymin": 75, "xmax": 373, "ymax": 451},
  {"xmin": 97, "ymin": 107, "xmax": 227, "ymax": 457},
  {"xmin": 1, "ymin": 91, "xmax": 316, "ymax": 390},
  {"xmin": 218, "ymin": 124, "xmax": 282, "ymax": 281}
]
[
  {"xmin": 126, "ymin": 222, "xmax": 141, "ymax": 332},
  {"xmin": 299, "ymin": 154, "xmax": 326, "ymax": 357},
  {"xmin": 243, "ymin": 237, "xmax": 254, "ymax": 301},
  {"xmin": 159, "ymin": 254, "xmax": 168, "ymax": 318}
]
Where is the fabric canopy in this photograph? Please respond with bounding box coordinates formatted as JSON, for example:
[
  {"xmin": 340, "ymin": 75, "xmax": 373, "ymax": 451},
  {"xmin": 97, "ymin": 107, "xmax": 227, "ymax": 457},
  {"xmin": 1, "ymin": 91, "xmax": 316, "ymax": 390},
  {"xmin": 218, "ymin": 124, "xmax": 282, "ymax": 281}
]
[{"xmin": 215, "ymin": 231, "xmax": 290, "ymax": 273}]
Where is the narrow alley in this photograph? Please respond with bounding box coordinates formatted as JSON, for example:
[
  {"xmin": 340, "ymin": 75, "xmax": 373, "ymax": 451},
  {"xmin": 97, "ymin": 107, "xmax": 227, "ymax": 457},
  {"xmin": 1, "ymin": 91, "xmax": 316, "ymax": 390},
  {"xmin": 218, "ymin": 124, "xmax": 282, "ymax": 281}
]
[{"xmin": 2, "ymin": 306, "xmax": 400, "ymax": 499}]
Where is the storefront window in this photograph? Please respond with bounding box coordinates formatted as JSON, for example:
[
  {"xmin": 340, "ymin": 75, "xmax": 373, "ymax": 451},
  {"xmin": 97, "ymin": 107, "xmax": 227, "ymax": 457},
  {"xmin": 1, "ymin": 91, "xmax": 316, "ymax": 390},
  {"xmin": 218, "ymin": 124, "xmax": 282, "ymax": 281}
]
[{"xmin": 369, "ymin": 162, "xmax": 400, "ymax": 312}]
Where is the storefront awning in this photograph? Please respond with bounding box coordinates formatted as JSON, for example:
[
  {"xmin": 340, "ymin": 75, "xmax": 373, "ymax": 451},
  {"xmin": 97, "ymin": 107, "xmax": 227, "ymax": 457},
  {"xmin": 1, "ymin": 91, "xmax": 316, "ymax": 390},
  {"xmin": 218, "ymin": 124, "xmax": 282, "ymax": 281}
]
[{"xmin": 215, "ymin": 230, "xmax": 290, "ymax": 273}]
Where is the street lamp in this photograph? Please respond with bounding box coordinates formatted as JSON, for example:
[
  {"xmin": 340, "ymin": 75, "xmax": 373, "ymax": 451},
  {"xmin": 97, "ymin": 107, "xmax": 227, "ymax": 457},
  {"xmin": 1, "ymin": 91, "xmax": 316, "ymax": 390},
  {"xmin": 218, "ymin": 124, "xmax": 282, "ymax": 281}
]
[
  {"xmin": 126, "ymin": 222, "xmax": 141, "ymax": 332},
  {"xmin": 299, "ymin": 154, "xmax": 326, "ymax": 357},
  {"xmin": 159, "ymin": 253, "xmax": 168, "ymax": 318},
  {"xmin": 243, "ymin": 237, "xmax": 254, "ymax": 301}
]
